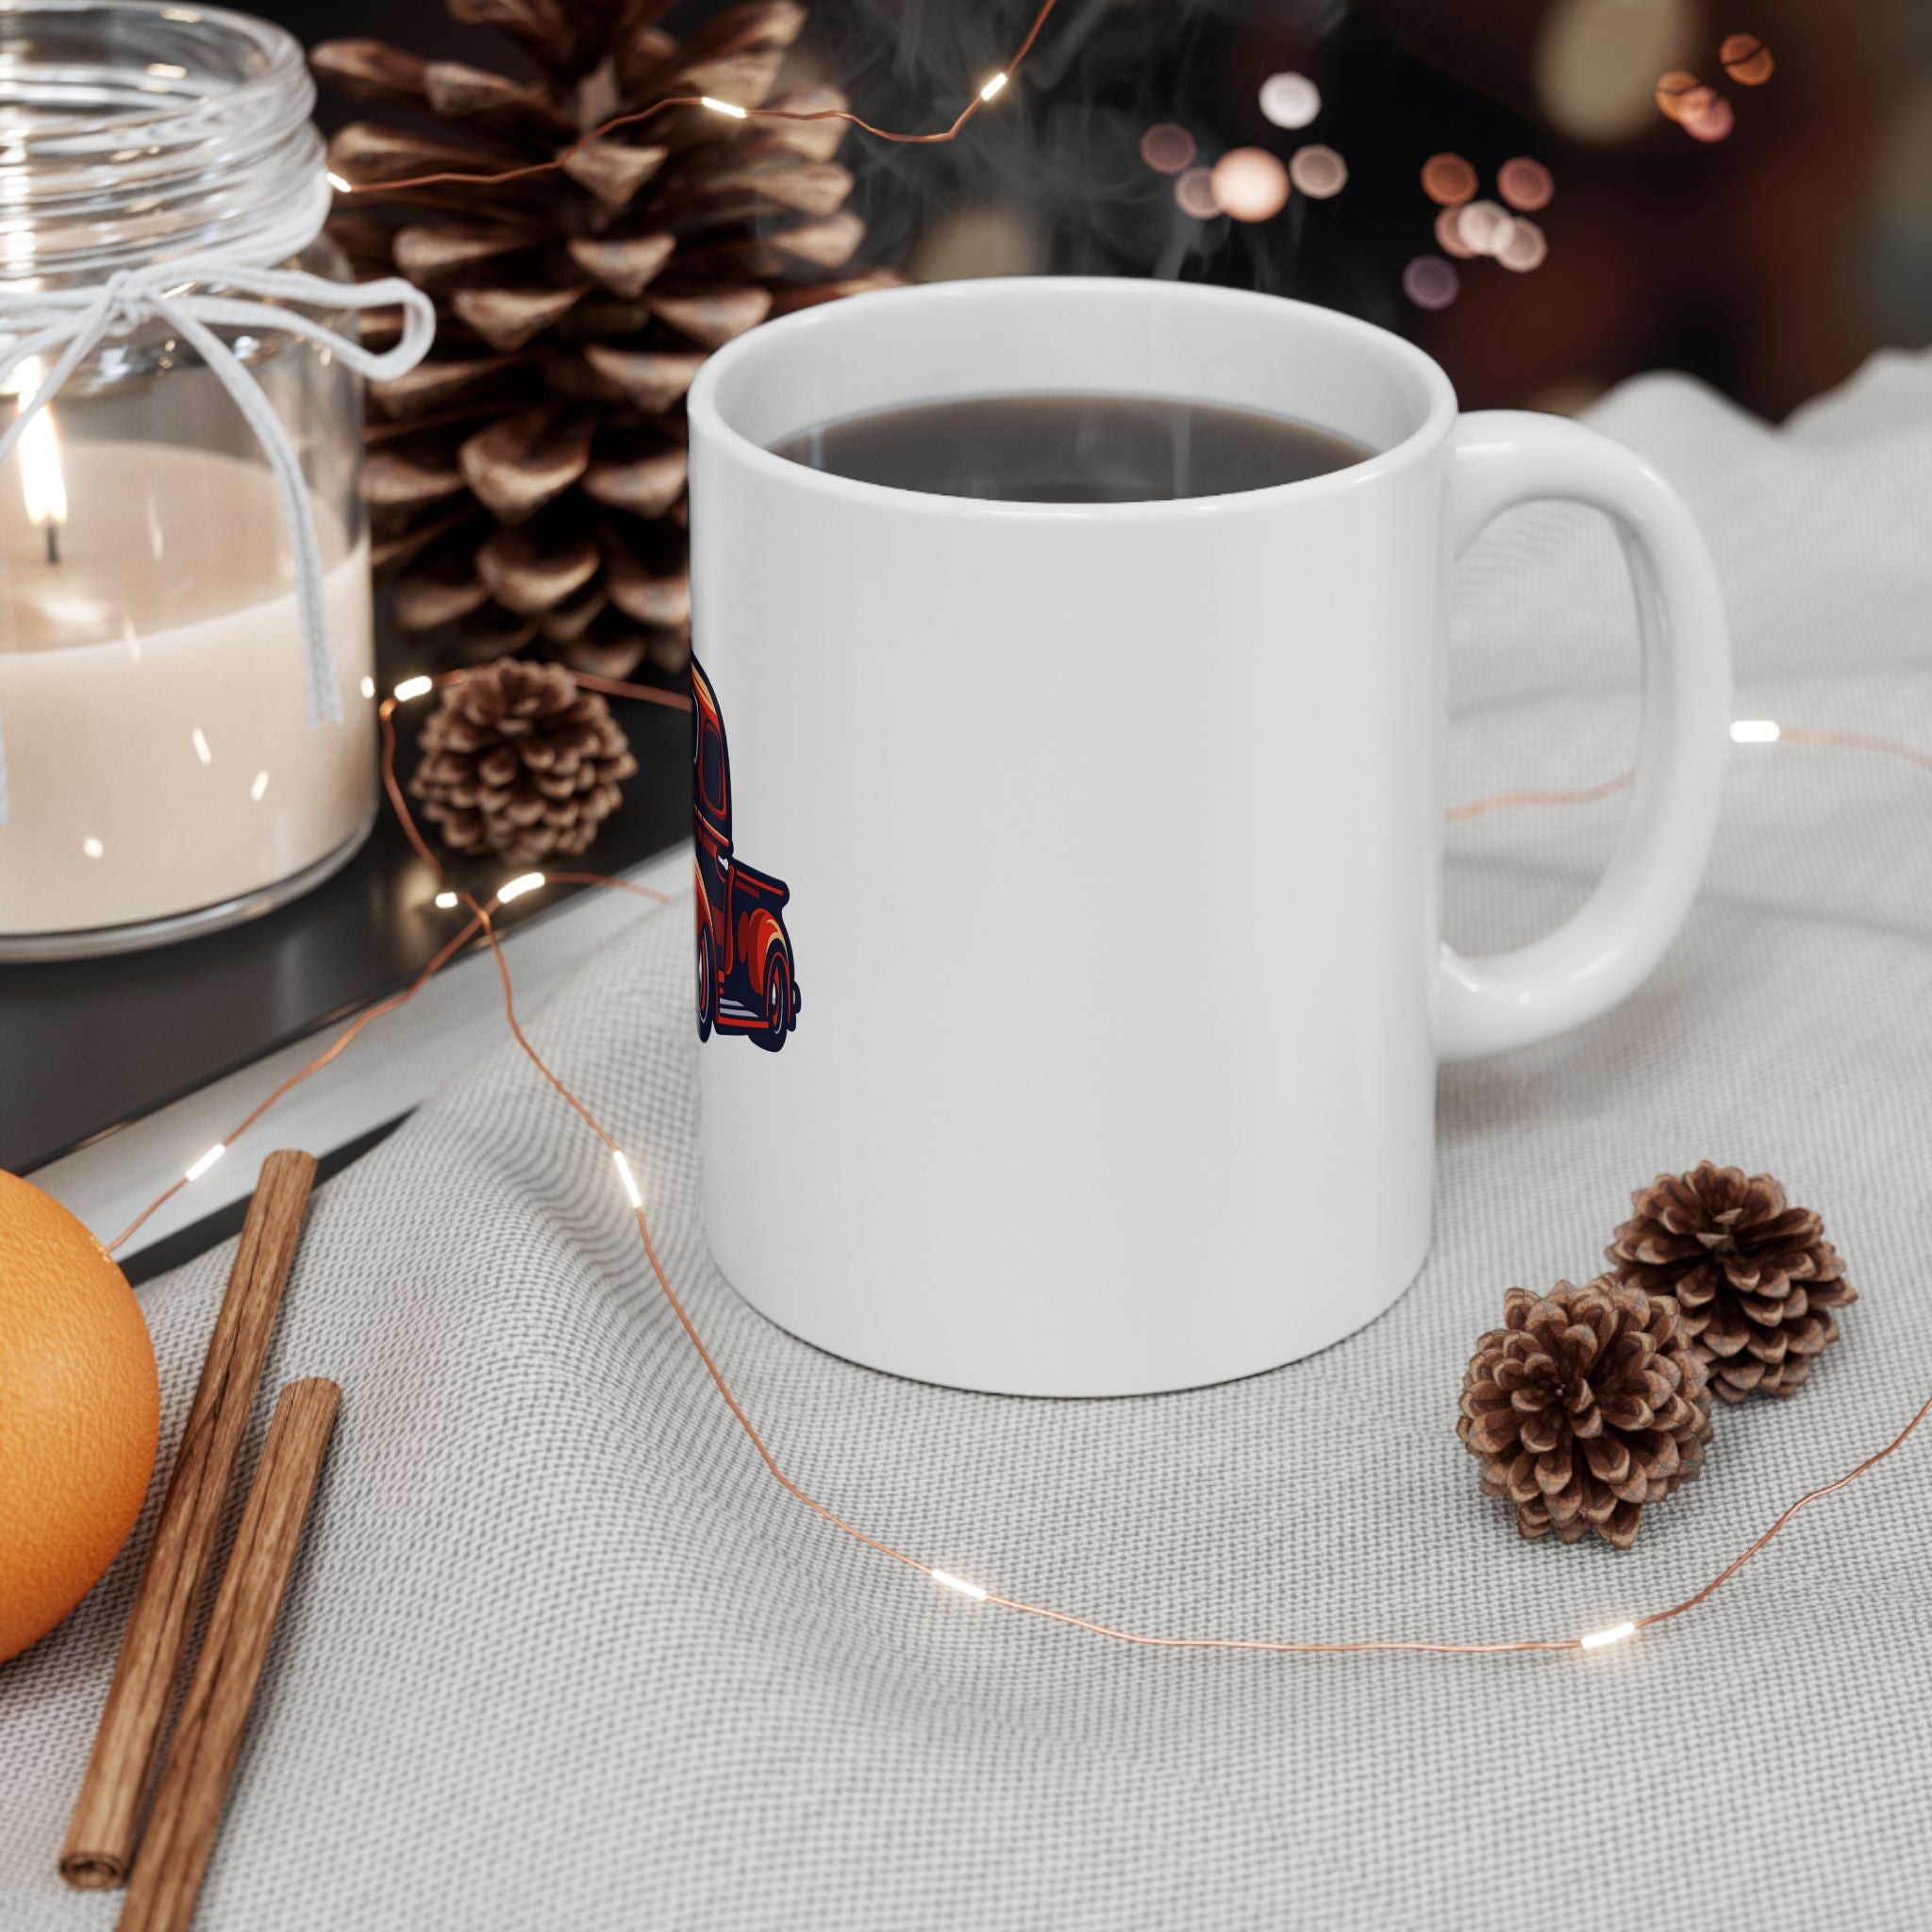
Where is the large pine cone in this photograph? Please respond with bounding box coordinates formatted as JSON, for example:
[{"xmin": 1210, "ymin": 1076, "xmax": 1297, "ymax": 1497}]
[
  {"xmin": 1607, "ymin": 1162, "xmax": 1857, "ymax": 1403},
  {"xmin": 1458, "ymin": 1279, "xmax": 1713, "ymax": 1549},
  {"xmin": 408, "ymin": 660, "xmax": 637, "ymax": 863},
  {"xmin": 314, "ymin": 1, "xmax": 895, "ymax": 678}
]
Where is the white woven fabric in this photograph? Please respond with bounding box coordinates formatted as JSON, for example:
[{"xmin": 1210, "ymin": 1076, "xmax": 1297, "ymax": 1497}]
[{"xmin": 5, "ymin": 353, "xmax": 1931, "ymax": 1931}]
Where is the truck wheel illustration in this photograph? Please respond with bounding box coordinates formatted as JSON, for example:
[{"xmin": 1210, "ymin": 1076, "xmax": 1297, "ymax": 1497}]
[
  {"xmin": 695, "ymin": 920, "xmax": 715, "ymax": 1044},
  {"xmin": 755, "ymin": 951, "xmax": 793, "ymax": 1054}
]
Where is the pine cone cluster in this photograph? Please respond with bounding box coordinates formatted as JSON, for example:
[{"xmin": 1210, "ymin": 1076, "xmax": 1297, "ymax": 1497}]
[
  {"xmin": 314, "ymin": 1, "xmax": 895, "ymax": 679},
  {"xmin": 408, "ymin": 659, "xmax": 637, "ymax": 862},
  {"xmin": 1458, "ymin": 1279, "xmax": 1713, "ymax": 1549},
  {"xmin": 1607, "ymin": 1162, "xmax": 1857, "ymax": 1403}
]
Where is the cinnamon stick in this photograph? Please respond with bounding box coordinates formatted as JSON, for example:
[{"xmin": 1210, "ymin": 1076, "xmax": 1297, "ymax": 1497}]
[
  {"xmin": 61, "ymin": 1150, "xmax": 318, "ymax": 1890},
  {"xmin": 118, "ymin": 1379, "xmax": 341, "ymax": 1932}
]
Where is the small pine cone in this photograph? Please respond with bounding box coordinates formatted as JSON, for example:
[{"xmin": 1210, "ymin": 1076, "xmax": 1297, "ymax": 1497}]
[
  {"xmin": 408, "ymin": 660, "xmax": 637, "ymax": 865},
  {"xmin": 1607, "ymin": 1163, "xmax": 1857, "ymax": 1403},
  {"xmin": 1458, "ymin": 1278, "xmax": 1712, "ymax": 1550}
]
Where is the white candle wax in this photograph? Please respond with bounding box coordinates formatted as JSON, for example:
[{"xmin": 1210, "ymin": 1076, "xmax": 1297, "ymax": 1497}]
[{"xmin": 0, "ymin": 441, "xmax": 375, "ymax": 938}]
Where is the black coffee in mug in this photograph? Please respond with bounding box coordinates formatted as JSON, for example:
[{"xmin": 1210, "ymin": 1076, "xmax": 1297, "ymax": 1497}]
[{"xmin": 770, "ymin": 392, "xmax": 1371, "ymax": 504}]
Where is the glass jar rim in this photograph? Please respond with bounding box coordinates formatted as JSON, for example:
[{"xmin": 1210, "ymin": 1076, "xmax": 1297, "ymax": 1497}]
[{"xmin": 0, "ymin": 1, "xmax": 323, "ymax": 282}]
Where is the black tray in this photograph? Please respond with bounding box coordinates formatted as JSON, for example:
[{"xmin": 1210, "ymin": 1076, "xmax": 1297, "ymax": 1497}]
[{"xmin": 0, "ymin": 691, "xmax": 689, "ymax": 1178}]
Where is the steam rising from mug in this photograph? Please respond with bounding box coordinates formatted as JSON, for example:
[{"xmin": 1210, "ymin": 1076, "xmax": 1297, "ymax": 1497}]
[{"xmin": 822, "ymin": 0, "xmax": 1300, "ymax": 283}]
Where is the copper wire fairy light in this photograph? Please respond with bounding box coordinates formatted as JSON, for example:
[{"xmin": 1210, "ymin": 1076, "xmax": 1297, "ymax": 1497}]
[
  {"xmin": 1446, "ymin": 771, "xmax": 1631, "ymax": 822},
  {"xmin": 332, "ymin": 0, "xmax": 1064, "ymax": 197},
  {"xmin": 92, "ymin": 9, "xmax": 1932, "ymax": 1664},
  {"xmin": 98, "ymin": 669, "xmax": 1932, "ymax": 1663},
  {"xmin": 1447, "ymin": 725, "xmax": 1932, "ymax": 824}
]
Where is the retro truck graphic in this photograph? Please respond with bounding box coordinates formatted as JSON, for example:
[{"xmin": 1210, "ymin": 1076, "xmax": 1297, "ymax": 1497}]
[{"xmin": 692, "ymin": 657, "xmax": 800, "ymax": 1052}]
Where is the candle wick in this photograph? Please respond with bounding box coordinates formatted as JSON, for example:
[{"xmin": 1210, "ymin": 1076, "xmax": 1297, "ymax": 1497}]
[{"xmin": 43, "ymin": 522, "xmax": 59, "ymax": 566}]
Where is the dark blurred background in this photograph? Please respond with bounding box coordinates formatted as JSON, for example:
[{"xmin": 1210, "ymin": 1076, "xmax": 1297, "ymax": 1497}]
[{"xmin": 277, "ymin": 0, "xmax": 1932, "ymax": 422}]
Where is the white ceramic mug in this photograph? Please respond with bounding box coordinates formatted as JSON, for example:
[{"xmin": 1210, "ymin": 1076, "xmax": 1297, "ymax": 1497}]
[{"xmin": 686, "ymin": 277, "xmax": 1729, "ymax": 1397}]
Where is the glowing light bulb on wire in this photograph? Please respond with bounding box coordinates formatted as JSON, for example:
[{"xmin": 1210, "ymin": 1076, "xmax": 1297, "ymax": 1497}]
[
  {"xmin": 614, "ymin": 1150, "xmax": 644, "ymax": 1210},
  {"xmin": 1579, "ymin": 1622, "xmax": 1637, "ymax": 1651},
  {"xmin": 184, "ymin": 1143, "xmax": 226, "ymax": 1183}
]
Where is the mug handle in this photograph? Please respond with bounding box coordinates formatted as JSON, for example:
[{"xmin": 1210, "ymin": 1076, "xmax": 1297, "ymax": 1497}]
[{"xmin": 1437, "ymin": 410, "xmax": 1732, "ymax": 1062}]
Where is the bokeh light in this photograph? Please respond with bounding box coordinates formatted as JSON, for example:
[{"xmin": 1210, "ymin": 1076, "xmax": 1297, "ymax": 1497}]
[
  {"xmin": 1288, "ymin": 144, "xmax": 1348, "ymax": 199},
  {"xmin": 1673, "ymin": 81, "xmax": 1720, "ymax": 127},
  {"xmin": 1140, "ymin": 123, "xmax": 1197, "ymax": 175},
  {"xmin": 1720, "ymin": 32, "xmax": 1774, "ymax": 86},
  {"xmin": 1403, "ymin": 255, "xmax": 1460, "ymax": 311},
  {"xmin": 1683, "ymin": 91, "xmax": 1735, "ymax": 142},
  {"xmin": 1537, "ymin": 0, "xmax": 1696, "ymax": 142},
  {"xmin": 1258, "ymin": 72, "xmax": 1322, "ymax": 130},
  {"xmin": 1529, "ymin": 379, "xmax": 1609, "ymax": 417},
  {"xmin": 906, "ymin": 206, "xmax": 1048, "ymax": 282},
  {"xmin": 1210, "ymin": 146, "xmax": 1291, "ymax": 222},
  {"xmin": 1174, "ymin": 167, "xmax": 1221, "ymax": 219},
  {"xmin": 1497, "ymin": 158, "xmax": 1555, "ymax": 212},
  {"xmin": 1434, "ymin": 206, "xmax": 1476, "ymax": 259},
  {"xmin": 1456, "ymin": 198, "xmax": 1515, "ymax": 257},
  {"xmin": 1421, "ymin": 153, "xmax": 1478, "ymax": 207},
  {"xmin": 1497, "ymin": 218, "xmax": 1549, "ymax": 273},
  {"xmin": 1654, "ymin": 70, "xmax": 1703, "ymax": 122}
]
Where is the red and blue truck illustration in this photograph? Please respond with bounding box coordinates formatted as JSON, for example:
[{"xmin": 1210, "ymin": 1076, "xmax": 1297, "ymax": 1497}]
[{"xmin": 692, "ymin": 657, "xmax": 800, "ymax": 1052}]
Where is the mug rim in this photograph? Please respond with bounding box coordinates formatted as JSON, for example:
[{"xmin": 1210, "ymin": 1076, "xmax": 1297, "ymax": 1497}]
[{"xmin": 688, "ymin": 275, "xmax": 1460, "ymax": 521}]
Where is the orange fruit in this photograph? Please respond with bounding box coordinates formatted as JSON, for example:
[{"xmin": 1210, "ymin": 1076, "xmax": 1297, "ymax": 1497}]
[{"xmin": 0, "ymin": 1172, "xmax": 158, "ymax": 1664}]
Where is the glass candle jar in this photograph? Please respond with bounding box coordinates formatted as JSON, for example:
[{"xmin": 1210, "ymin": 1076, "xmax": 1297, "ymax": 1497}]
[{"xmin": 0, "ymin": 1, "xmax": 379, "ymax": 958}]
